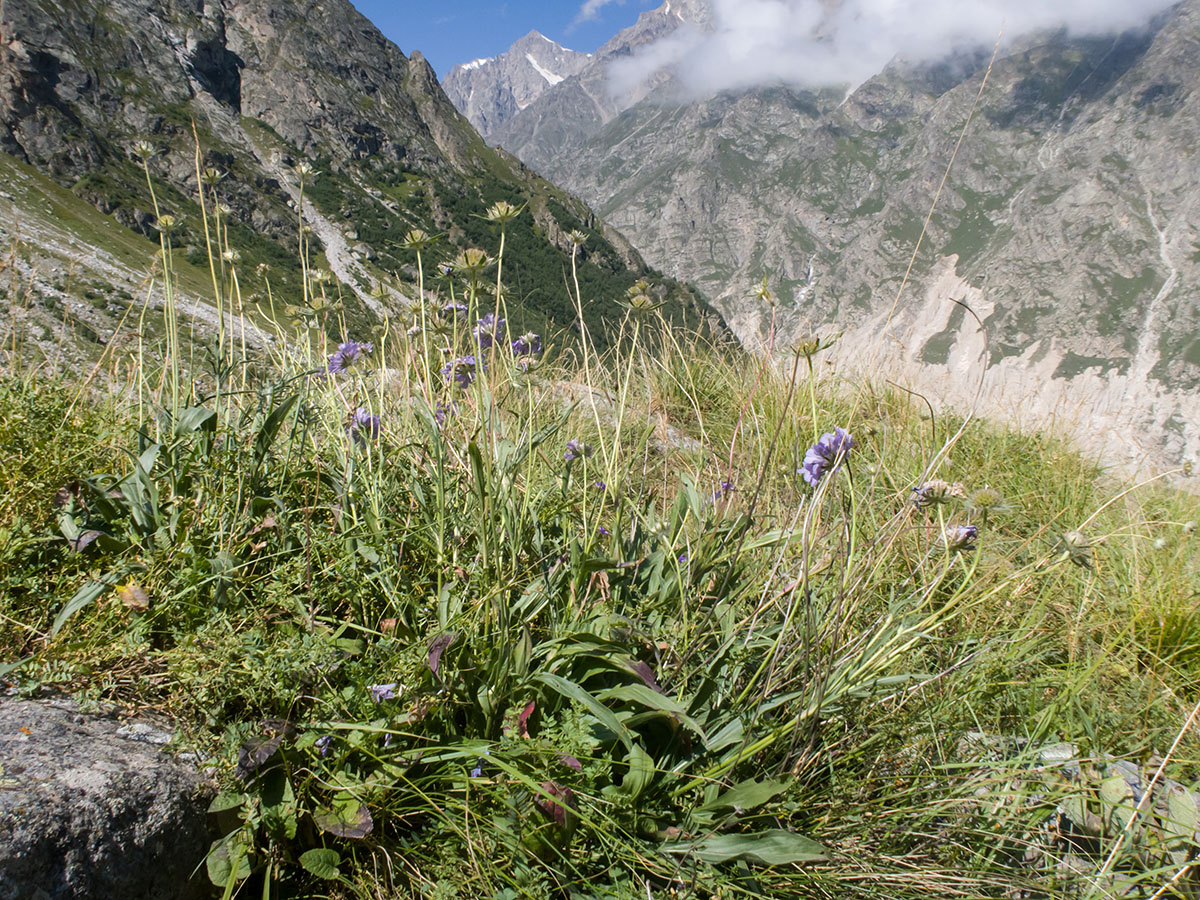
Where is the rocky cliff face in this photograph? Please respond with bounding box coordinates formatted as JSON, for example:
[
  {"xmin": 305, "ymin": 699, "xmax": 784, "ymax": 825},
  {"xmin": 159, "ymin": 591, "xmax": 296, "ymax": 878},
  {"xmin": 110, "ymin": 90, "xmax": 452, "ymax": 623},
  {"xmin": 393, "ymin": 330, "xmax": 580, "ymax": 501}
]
[
  {"xmin": 0, "ymin": 0, "xmax": 713, "ymax": 372},
  {"xmin": 463, "ymin": 0, "xmax": 1200, "ymax": 483},
  {"xmin": 442, "ymin": 31, "xmax": 591, "ymax": 140},
  {"xmin": 486, "ymin": 2, "xmax": 710, "ymax": 167}
]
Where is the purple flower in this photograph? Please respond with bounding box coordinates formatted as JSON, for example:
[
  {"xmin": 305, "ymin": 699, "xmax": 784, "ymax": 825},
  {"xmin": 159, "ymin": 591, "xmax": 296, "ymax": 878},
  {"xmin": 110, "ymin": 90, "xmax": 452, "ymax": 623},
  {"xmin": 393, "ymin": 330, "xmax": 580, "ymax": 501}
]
[
  {"xmin": 327, "ymin": 340, "xmax": 372, "ymax": 374},
  {"xmin": 470, "ymin": 762, "xmax": 484, "ymax": 778},
  {"xmin": 511, "ymin": 332, "xmax": 542, "ymax": 357},
  {"xmin": 942, "ymin": 524, "xmax": 980, "ymax": 552},
  {"xmin": 711, "ymin": 480, "xmax": 734, "ymax": 502},
  {"xmin": 800, "ymin": 427, "xmax": 853, "ymax": 488},
  {"xmin": 349, "ymin": 407, "xmax": 380, "ymax": 446},
  {"xmin": 434, "ymin": 399, "xmax": 455, "ymax": 426},
  {"xmin": 593, "ymin": 481, "xmax": 606, "ymax": 491},
  {"xmin": 598, "ymin": 526, "xmax": 610, "ymax": 536},
  {"xmin": 440, "ymin": 302, "xmax": 467, "ymax": 319},
  {"xmin": 369, "ymin": 683, "xmax": 397, "ymax": 704},
  {"xmin": 473, "ymin": 313, "xmax": 505, "ymax": 350},
  {"xmin": 564, "ymin": 440, "xmax": 593, "ymax": 463},
  {"xmin": 441, "ymin": 355, "xmax": 481, "ymax": 390},
  {"xmin": 315, "ymin": 734, "xmax": 332, "ymax": 757},
  {"xmin": 678, "ymin": 553, "xmax": 688, "ymax": 564}
]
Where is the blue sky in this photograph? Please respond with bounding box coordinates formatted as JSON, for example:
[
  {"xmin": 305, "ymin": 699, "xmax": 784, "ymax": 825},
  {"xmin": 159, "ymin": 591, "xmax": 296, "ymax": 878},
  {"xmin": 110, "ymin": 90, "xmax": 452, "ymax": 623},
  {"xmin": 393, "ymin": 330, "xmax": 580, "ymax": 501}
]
[{"xmin": 350, "ymin": 1, "xmax": 660, "ymax": 79}]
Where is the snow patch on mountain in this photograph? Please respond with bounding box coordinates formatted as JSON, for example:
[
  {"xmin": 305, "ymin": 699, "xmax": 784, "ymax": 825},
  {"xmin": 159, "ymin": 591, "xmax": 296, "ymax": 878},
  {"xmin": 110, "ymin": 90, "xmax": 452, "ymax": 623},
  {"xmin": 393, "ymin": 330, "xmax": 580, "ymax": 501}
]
[{"xmin": 525, "ymin": 53, "xmax": 564, "ymax": 85}]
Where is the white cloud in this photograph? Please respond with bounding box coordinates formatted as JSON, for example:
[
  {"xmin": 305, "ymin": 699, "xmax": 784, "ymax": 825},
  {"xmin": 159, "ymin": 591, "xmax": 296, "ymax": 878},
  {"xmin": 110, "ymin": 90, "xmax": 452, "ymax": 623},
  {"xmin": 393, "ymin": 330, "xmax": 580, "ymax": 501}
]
[
  {"xmin": 574, "ymin": 0, "xmax": 627, "ymax": 25},
  {"xmin": 608, "ymin": 0, "xmax": 1178, "ymax": 96}
]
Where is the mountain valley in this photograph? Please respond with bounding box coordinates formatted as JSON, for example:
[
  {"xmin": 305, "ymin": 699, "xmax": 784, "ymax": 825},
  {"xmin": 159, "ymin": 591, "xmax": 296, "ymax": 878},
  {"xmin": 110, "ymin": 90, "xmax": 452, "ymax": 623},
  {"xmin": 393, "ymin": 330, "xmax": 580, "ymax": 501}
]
[{"xmin": 447, "ymin": 0, "xmax": 1200, "ymax": 484}]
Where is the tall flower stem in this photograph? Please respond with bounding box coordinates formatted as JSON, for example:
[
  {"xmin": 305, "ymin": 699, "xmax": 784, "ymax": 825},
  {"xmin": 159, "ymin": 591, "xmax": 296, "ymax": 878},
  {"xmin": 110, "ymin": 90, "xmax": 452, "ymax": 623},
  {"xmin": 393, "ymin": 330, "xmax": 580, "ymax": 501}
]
[{"xmin": 141, "ymin": 157, "xmax": 180, "ymax": 424}]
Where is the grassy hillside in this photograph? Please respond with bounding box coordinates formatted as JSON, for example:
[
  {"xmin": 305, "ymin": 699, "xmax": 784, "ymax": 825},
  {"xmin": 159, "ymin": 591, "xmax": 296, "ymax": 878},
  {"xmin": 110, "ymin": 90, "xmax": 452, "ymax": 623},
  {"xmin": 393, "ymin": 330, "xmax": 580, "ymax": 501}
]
[{"xmin": 2, "ymin": 224, "xmax": 1199, "ymax": 899}]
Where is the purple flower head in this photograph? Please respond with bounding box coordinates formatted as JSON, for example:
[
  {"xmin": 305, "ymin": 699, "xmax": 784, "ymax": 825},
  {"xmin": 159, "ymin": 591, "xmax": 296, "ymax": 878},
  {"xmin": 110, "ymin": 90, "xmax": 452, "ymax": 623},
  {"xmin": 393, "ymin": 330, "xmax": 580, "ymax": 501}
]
[
  {"xmin": 511, "ymin": 332, "xmax": 542, "ymax": 357},
  {"xmin": 473, "ymin": 313, "xmax": 505, "ymax": 350},
  {"xmin": 942, "ymin": 524, "xmax": 980, "ymax": 552},
  {"xmin": 678, "ymin": 553, "xmax": 688, "ymax": 564},
  {"xmin": 349, "ymin": 407, "xmax": 380, "ymax": 446},
  {"xmin": 711, "ymin": 480, "xmax": 735, "ymax": 502},
  {"xmin": 800, "ymin": 427, "xmax": 853, "ymax": 488},
  {"xmin": 593, "ymin": 480, "xmax": 606, "ymax": 491},
  {"xmin": 434, "ymin": 399, "xmax": 456, "ymax": 426},
  {"xmin": 441, "ymin": 355, "xmax": 481, "ymax": 390},
  {"xmin": 327, "ymin": 340, "xmax": 373, "ymax": 374},
  {"xmin": 598, "ymin": 525, "xmax": 610, "ymax": 536},
  {"xmin": 564, "ymin": 439, "xmax": 593, "ymax": 463},
  {"xmin": 440, "ymin": 302, "xmax": 467, "ymax": 320},
  {"xmin": 315, "ymin": 734, "xmax": 332, "ymax": 757},
  {"xmin": 369, "ymin": 682, "xmax": 397, "ymax": 704}
]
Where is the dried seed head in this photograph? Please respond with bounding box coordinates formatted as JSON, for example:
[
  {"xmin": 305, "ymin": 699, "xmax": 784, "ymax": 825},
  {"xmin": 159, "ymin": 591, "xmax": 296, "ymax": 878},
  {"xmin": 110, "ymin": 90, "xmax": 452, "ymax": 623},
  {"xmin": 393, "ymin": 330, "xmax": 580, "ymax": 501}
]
[
  {"xmin": 485, "ymin": 200, "xmax": 522, "ymax": 224},
  {"xmin": 1057, "ymin": 530, "xmax": 1093, "ymax": 568},
  {"xmin": 912, "ymin": 479, "xmax": 966, "ymax": 509}
]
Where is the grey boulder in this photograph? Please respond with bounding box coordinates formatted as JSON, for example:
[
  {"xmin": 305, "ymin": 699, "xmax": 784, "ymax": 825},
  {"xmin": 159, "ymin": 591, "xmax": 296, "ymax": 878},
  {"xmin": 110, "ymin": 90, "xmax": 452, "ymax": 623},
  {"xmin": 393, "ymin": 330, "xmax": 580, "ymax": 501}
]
[{"xmin": 0, "ymin": 696, "xmax": 214, "ymax": 900}]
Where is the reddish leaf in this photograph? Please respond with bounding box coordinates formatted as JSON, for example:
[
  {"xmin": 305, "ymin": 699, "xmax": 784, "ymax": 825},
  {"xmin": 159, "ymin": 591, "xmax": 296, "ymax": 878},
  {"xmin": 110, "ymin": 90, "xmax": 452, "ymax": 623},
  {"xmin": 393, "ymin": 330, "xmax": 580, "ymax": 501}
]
[
  {"xmin": 428, "ymin": 632, "xmax": 457, "ymax": 677},
  {"xmin": 53, "ymin": 482, "xmax": 83, "ymax": 508},
  {"xmin": 236, "ymin": 735, "xmax": 284, "ymax": 781},
  {"xmin": 518, "ymin": 700, "xmax": 535, "ymax": 738},
  {"xmin": 67, "ymin": 530, "xmax": 103, "ymax": 553},
  {"xmin": 535, "ymin": 781, "xmax": 577, "ymax": 828},
  {"xmin": 629, "ymin": 660, "xmax": 662, "ymax": 693}
]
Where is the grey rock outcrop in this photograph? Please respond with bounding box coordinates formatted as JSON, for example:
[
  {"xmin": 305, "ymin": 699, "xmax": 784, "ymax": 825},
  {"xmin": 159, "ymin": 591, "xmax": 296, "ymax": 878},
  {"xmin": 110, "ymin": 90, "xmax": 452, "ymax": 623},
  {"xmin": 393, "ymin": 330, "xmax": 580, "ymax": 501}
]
[
  {"xmin": 0, "ymin": 697, "xmax": 214, "ymax": 900},
  {"xmin": 442, "ymin": 31, "xmax": 591, "ymax": 140}
]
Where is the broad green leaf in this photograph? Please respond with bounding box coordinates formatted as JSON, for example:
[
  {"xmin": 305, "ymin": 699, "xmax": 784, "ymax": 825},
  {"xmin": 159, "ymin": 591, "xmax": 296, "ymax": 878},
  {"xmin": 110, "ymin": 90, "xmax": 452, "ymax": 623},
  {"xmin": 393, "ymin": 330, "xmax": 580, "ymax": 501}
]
[
  {"xmin": 665, "ymin": 829, "xmax": 827, "ymax": 866},
  {"xmin": 313, "ymin": 798, "xmax": 373, "ymax": 839},
  {"xmin": 253, "ymin": 394, "xmax": 299, "ymax": 471},
  {"xmin": 136, "ymin": 442, "xmax": 161, "ymax": 474},
  {"xmin": 260, "ymin": 769, "xmax": 298, "ymax": 840},
  {"xmin": 176, "ymin": 406, "xmax": 216, "ymax": 435},
  {"xmin": 1099, "ymin": 774, "xmax": 1141, "ymax": 844},
  {"xmin": 705, "ymin": 719, "xmax": 745, "ymax": 753},
  {"xmin": 1163, "ymin": 786, "xmax": 1198, "ymax": 866},
  {"xmin": 700, "ymin": 779, "xmax": 787, "ymax": 814},
  {"xmin": 50, "ymin": 580, "xmax": 108, "ymax": 638},
  {"xmin": 532, "ymin": 673, "xmax": 632, "ymax": 751},
  {"xmin": 205, "ymin": 829, "xmax": 252, "ymax": 886},
  {"xmin": 0, "ymin": 657, "xmax": 30, "ymax": 679},
  {"xmin": 621, "ymin": 743, "xmax": 655, "ymax": 800},
  {"xmin": 299, "ymin": 848, "xmax": 342, "ymax": 880},
  {"xmin": 599, "ymin": 683, "xmax": 707, "ymax": 742},
  {"xmin": 207, "ymin": 791, "xmax": 246, "ymax": 814}
]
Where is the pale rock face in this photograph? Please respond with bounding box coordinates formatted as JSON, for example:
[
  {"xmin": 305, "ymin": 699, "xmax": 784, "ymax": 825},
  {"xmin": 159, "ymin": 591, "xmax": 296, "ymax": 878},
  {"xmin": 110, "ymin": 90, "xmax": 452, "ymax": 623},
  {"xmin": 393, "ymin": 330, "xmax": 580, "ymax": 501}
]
[
  {"xmin": 442, "ymin": 31, "xmax": 591, "ymax": 139},
  {"xmin": 467, "ymin": 0, "xmax": 1200, "ymax": 484}
]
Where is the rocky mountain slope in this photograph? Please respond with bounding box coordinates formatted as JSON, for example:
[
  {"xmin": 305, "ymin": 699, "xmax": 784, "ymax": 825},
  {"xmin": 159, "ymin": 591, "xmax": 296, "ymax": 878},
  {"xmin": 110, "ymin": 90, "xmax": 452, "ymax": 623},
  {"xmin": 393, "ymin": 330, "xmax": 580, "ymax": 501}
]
[
  {"xmin": 461, "ymin": 0, "xmax": 1200, "ymax": 482},
  {"xmin": 442, "ymin": 31, "xmax": 591, "ymax": 140},
  {"xmin": 0, "ymin": 0, "xmax": 713, "ymax": 373}
]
